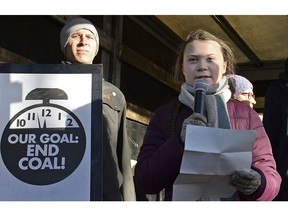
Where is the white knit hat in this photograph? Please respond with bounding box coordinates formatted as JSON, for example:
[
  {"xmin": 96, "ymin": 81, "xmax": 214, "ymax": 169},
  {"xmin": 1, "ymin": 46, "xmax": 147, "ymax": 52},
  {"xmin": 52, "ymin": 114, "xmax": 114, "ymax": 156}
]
[
  {"xmin": 230, "ymin": 75, "xmax": 253, "ymax": 98},
  {"xmin": 60, "ymin": 18, "xmax": 99, "ymax": 55}
]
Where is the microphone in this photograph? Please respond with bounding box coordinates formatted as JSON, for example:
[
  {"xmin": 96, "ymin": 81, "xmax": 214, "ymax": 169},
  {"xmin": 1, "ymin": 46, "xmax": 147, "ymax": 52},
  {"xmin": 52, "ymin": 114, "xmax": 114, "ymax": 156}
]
[{"xmin": 194, "ymin": 79, "xmax": 208, "ymax": 114}]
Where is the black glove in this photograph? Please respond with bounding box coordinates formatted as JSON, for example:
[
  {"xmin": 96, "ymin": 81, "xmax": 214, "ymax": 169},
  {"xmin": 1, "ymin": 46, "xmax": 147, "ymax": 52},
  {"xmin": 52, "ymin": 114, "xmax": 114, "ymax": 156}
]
[
  {"xmin": 229, "ymin": 169, "xmax": 261, "ymax": 195},
  {"xmin": 180, "ymin": 113, "xmax": 208, "ymax": 142}
]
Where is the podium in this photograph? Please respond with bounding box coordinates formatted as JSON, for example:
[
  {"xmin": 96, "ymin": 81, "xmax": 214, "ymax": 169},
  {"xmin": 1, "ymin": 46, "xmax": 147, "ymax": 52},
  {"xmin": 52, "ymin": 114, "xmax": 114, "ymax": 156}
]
[{"xmin": 0, "ymin": 64, "xmax": 103, "ymax": 201}]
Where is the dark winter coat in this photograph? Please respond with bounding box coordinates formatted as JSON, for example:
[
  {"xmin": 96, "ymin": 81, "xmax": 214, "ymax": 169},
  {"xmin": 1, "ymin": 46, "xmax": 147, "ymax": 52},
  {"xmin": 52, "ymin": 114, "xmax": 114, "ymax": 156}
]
[
  {"xmin": 61, "ymin": 61, "xmax": 136, "ymax": 200},
  {"xmin": 102, "ymin": 81, "xmax": 136, "ymax": 201},
  {"xmin": 263, "ymin": 61, "xmax": 288, "ymax": 200},
  {"xmin": 135, "ymin": 99, "xmax": 281, "ymax": 201}
]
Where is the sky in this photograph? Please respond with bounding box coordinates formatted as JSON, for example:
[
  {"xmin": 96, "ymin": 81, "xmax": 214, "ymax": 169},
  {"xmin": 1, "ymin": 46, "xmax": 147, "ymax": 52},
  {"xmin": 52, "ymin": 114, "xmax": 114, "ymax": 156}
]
[{"xmin": 1, "ymin": 0, "xmax": 287, "ymax": 15}]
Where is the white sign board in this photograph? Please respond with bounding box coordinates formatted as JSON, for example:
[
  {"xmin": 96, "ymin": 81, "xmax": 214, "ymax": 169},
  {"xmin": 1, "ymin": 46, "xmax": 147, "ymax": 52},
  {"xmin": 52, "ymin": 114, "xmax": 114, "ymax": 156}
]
[{"xmin": 0, "ymin": 64, "xmax": 103, "ymax": 201}]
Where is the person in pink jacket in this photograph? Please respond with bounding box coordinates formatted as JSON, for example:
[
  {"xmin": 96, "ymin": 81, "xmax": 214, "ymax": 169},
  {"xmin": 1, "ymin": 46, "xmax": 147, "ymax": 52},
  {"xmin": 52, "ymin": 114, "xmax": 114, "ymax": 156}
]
[
  {"xmin": 229, "ymin": 74, "xmax": 256, "ymax": 108},
  {"xmin": 135, "ymin": 29, "xmax": 281, "ymax": 201}
]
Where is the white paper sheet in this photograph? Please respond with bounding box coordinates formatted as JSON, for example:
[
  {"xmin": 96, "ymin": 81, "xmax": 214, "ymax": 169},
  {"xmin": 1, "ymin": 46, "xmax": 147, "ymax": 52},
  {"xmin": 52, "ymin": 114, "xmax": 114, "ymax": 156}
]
[{"xmin": 173, "ymin": 125, "xmax": 256, "ymax": 201}]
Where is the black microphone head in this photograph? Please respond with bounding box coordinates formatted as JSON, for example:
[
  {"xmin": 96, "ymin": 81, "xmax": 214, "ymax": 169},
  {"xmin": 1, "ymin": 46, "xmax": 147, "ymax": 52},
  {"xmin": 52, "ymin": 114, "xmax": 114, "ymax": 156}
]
[{"xmin": 194, "ymin": 79, "xmax": 208, "ymax": 92}]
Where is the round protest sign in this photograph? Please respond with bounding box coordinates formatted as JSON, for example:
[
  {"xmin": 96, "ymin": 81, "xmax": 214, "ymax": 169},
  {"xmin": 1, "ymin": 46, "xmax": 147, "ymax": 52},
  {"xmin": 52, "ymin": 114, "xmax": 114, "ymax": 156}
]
[{"xmin": 1, "ymin": 102, "xmax": 86, "ymax": 185}]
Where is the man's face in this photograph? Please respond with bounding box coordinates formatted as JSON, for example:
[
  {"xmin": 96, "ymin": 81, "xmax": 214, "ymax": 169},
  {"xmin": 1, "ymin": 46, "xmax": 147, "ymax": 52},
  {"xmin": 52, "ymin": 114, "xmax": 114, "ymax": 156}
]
[{"xmin": 66, "ymin": 29, "xmax": 98, "ymax": 64}]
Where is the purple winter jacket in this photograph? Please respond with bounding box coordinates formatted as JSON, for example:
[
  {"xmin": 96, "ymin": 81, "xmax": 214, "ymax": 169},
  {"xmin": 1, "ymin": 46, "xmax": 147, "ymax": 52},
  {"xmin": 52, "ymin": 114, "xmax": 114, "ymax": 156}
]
[{"xmin": 135, "ymin": 99, "xmax": 281, "ymax": 201}]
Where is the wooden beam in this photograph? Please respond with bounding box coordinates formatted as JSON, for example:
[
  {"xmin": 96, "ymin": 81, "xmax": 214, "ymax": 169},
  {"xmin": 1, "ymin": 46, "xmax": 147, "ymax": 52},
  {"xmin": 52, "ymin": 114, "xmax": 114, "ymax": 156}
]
[
  {"xmin": 0, "ymin": 47, "xmax": 34, "ymax": 63},
  {"xmin": 129, "ymin": 16, "xmax": 182, "ymax": 54},
  {"xmin": 238, "ymin": 61, "xmax": 285, "ymax": 81},
  {"xmin": 126, "ymin": 102, "xmax": 152, "ymax": 125},
  {"xmin": 119, "ymin": 45, "xmax": 180, "ymax": 92},
  {"xmin": 111, "ymin": 16, "xmax": 123, "ymax": 87},
  {"xmin": 212, "ymin": 15, "xmax": 262, "ymax": 67}
]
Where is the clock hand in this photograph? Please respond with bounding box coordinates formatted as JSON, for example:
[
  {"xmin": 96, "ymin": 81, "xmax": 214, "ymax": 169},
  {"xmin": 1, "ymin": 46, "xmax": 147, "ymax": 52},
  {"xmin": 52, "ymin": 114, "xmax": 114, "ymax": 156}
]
[{"xmin": 37, "ymin": 114, "xmax": 47, "ymax": 128}]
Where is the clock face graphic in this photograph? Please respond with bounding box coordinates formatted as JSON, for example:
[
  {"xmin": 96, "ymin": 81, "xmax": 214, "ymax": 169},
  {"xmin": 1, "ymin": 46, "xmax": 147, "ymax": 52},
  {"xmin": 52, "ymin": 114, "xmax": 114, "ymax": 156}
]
[{"xmin": 1, "ymin": 88, "xmax": 86, "ymax": 185}]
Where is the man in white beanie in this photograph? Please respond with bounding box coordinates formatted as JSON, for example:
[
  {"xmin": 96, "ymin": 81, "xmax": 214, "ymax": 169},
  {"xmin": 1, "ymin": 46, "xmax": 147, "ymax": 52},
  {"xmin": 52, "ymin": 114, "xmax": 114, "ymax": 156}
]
[
  {"xmin": 60, "ymin": 17, "xmax": 136, "ymax": 201},
  {"xmin": 60, "ymin": 17, "xmax": 99, "ymax": 64}
]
